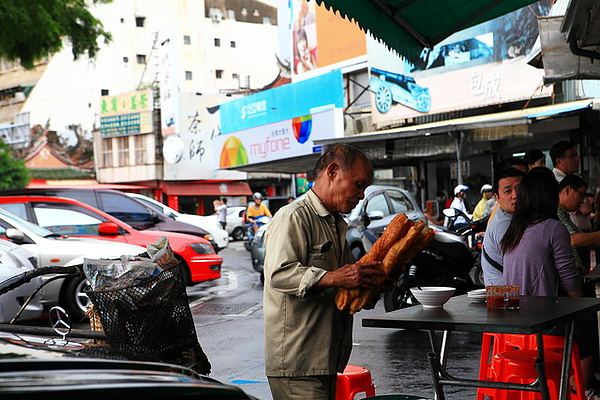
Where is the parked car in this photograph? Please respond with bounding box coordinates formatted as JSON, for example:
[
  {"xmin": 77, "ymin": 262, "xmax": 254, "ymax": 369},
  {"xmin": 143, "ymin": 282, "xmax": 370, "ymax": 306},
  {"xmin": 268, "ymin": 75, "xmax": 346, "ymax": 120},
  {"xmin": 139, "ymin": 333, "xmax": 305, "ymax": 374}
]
[
  {"xmin": 0, "ymin": 188, "xmax": 220, "ymax": 252},
  {"xmin": 205, "ymin": 206, "xmax": 249, "ymax": 241},
  {"xmin": 0, "ymin": 195, "xmax": 223, "ymax": 287},
  {"xmin": 125, "ymin": 193, "xmax": 229, "ymax": 251},
  {"xmin": 250, "ymin": 186, "xmax": 427, "ymax": 279},
  {"xmin": 0, "ymin": 207, "xmax": 146, "ymax": 320},
  {"xmin": 0, "ymin": 240, "xmax": 44, "ymax": 323}
]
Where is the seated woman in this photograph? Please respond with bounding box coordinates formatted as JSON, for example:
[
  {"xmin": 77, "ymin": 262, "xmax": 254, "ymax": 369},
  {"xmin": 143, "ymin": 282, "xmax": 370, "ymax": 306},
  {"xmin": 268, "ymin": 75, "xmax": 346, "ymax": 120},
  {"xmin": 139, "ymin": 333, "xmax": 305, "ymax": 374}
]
[{"xmin": 501, "ymin": 167, "xmax": 599, "ymax": 399}]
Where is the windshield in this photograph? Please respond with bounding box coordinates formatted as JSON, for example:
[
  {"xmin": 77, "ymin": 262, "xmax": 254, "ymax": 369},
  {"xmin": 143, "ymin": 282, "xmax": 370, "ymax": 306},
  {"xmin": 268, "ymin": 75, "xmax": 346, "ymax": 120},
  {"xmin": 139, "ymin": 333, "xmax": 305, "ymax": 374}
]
[{"xmin": 0, "ymin": 207, "xmax": 56, "ymax": 237}]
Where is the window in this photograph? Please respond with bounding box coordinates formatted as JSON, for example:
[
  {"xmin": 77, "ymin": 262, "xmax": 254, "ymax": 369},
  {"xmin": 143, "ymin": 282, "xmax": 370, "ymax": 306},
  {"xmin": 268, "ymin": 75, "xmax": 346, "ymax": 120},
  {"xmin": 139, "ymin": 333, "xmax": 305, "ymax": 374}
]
[
  {"xmin": 134, "ymin": 135, "xmax": 147, "ymax": 164},
  {"xmin": 214, "ymin": 38, "xmax": 221, "ymax": 47},
  {"xmin": 136, "ymin": 54, "xmax": 146, "ymax": 64},
  {"xmin": 215, "ymin": 70, "xmax": 223, "ymax": 79},
  {"xmin": 387, "ymin": 190, "xmax": 413, "ymax": 214},
  {"xmin": 101, "ymin": 138, "xmax": 113, "ymax": 167},
  {"xmin": 183, "ymin": 35, "xmax": 191, "ymax": 45},
  {"xmin": 263, "ymin": 16, "xmax": 272, "ymax": 24},
  {"xmin": 117, "ymin": 136, "xmax": 129, "ymax": 166},
  {"xmin": 32, "ymin": 204, "xmax": 106, "ymax": 237},
  {"xmin": 230, "ymin": 41, "xmax": 236, "ymax": 48},
  {"xmin": 252, "ymin": 9, "xmax": 260, "ymax": 16},
  {"xmin": 100, "ymin": 89, "xmax": 109, "ymax": 96},
  {"xmin": 185, "ymin": 71, "xmax": 193, "ymax": 80},
  {"xmin": 227, "ymin": 9, "xmax": 235, "ymax": 19},
  {"xmin": 365, "ymin": 193, "xmax": 390, "ymax": 216},
  {"xmin": 241, "ymin": 8, "xmax": 248, "ymax": 16},
  {"xmin": 232, "ymin": 73, "xmax": 239, "ymax": 79},
  {"xmin": 135, "ymin": 17, "xmax": 145, "ymax": 27},
  {"xmin": 99, "ymin": 192, "xmax": 153, "ymax": 224}
]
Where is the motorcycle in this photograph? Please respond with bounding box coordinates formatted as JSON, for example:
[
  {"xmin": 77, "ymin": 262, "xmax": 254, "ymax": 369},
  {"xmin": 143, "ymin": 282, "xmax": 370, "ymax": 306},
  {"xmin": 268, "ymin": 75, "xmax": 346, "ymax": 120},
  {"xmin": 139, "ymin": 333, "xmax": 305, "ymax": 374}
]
[
  {"xmin": 244, "ymin": 215, "xmax": 271, "ymax": 252},
  {"xmin": 380, "ymin": 209, "xmax": 487, "ymax": 312}
]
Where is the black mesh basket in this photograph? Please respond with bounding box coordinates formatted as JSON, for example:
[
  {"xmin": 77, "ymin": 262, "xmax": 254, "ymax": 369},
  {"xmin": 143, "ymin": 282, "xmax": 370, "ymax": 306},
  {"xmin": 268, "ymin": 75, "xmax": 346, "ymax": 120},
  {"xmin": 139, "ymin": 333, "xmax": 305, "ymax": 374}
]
[{"xmin": 84, "ymin": 263, "xmax": 210, "ymax": 374}]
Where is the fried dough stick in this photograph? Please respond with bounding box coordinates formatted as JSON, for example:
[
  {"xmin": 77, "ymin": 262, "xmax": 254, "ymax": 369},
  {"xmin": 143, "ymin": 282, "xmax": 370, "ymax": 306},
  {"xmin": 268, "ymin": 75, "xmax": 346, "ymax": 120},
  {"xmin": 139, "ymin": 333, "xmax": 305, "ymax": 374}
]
[
  {"xmin": 349, "ymin": 222, "xmax": 430, "ymax": 314},
  {"xmin": 335, "ymin": 214, "xmax": 412, "ymax": 310}
]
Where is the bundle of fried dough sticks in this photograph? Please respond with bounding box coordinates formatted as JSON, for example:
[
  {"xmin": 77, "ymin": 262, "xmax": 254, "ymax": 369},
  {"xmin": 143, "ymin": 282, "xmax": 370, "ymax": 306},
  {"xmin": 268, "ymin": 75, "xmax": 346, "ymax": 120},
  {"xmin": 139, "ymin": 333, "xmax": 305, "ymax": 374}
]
[{"xmin": 335, "ymin": 214, "xmax": 434, "ymax": 314}]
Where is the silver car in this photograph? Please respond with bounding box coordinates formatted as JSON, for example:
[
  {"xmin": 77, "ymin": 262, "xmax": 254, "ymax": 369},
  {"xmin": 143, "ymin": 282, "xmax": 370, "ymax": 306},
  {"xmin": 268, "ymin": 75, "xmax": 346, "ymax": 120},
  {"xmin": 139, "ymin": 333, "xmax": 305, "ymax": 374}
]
[
  {"xmin": 0, "ymin": 240, "xmax": 44, "ymax": 323},
  {"xmin": 0, "ymin": 208, "xmax": 145, "ymax": 320}
]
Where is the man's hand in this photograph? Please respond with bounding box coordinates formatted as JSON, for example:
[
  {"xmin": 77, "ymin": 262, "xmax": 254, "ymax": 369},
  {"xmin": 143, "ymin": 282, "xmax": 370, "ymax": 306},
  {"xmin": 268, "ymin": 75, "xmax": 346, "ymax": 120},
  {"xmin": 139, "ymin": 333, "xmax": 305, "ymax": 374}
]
[{"xmin": 318, "ymin": 261, "xmax": 383, "ymax": 290}]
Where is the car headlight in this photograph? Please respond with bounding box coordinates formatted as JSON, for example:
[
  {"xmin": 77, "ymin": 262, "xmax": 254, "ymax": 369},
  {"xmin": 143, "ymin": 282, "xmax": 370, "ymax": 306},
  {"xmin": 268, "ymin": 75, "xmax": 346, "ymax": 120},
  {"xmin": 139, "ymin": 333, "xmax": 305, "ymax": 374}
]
[
  {"xmin": 203, "ymin": 234, "xmax": 214, "ymax": 241},
  {"xmin": 190, "ymin": 242, "xmax": 215, "ymax": 255}
]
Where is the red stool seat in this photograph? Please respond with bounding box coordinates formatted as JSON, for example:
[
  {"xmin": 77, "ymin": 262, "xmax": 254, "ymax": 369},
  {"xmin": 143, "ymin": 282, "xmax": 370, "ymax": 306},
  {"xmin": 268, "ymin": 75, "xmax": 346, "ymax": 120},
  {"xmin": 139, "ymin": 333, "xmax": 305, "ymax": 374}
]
[
  {"xmin": 336, "ymin": 365, "xmax": 376, "ymax": 400},
  {"xmin": 477, "ymin": 333, "xmax": 585, "ymax": 400}
]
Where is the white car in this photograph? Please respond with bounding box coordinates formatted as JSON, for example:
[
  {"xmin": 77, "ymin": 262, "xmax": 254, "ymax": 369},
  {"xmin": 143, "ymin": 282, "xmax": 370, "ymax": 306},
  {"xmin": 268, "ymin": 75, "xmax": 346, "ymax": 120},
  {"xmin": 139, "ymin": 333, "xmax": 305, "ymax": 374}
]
[
  {"xmin": 0, "ymin": 207, "xmax": 146, "ymax": 321},
  {"xmin": 126, "ymin": 193, "xmax": 230, "ymax": 251},
  {"xmin": 205, "ymin": 206, "xmax": 248, "ymax": 241},
  {"xmin": 0, "ymin": 240, "xmax": 44, "ymax": 323}
]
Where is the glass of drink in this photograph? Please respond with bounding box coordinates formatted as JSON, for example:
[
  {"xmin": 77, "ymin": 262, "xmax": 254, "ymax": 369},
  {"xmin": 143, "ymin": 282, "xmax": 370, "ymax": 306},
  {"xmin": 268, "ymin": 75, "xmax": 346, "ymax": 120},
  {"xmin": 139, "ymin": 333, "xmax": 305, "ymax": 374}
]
[
  {"xmin": 485, "ymin": 286, "xmax": 505, "ymax": 309},
  {"xmin": 505, "ymin": 285, "xmax": 520, "ymax": 309}
]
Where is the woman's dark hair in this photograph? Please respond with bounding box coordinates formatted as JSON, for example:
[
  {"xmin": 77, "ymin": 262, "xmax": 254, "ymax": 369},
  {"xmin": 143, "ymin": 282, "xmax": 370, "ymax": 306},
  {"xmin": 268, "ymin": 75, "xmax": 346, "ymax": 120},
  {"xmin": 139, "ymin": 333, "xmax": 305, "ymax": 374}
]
[
  {"xmin": 500, "ymin": 167, "xmax": 559, "ymax": 253},
  {"xmin": 524, "ymin": 149, "xmax": 545, "ymax": 167}
]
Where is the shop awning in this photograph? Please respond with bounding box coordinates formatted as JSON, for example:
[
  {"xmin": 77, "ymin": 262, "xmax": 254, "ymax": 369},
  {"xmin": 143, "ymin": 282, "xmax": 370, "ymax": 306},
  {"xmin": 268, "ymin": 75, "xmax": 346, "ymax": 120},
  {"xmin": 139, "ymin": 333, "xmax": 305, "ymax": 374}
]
[
  {"xmin": 161, "ymin": 181, "xmax": 252, "ymax": 196},
  {"xmin": 314, "ymin": 0, "xmax": 541, "ymax": 64},
  {"xmin": 315, "ymin": 99, "xmax": 597, "ymax": 147}
]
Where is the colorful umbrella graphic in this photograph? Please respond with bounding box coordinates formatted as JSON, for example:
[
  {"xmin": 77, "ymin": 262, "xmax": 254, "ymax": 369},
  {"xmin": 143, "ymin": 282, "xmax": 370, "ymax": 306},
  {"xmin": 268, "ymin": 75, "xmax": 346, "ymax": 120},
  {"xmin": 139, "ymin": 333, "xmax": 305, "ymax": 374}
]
[{"xmin": 292, "ymin": 115, "xmax": 312, "ymax": 144}]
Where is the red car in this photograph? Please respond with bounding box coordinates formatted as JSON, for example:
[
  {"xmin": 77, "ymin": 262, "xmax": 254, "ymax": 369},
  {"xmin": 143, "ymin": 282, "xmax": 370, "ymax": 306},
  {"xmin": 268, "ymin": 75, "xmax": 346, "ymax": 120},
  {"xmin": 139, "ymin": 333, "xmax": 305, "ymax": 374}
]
[{"xmin": 0, "ymin": 196, "xmax": 222, "ymax": 284}]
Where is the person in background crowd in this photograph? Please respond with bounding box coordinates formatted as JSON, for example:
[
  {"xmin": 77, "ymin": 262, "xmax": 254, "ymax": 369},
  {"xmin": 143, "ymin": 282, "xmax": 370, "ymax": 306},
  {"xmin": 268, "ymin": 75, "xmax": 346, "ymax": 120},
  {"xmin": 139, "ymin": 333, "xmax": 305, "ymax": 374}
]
[
  {"xmin": 449, "ymin": 185, "xmax": 469, "ymax": 228},
  {"xmin": 215, "ymin": 198, "xmax": 228, "ymax": 229},
  {"xmin": 558, "ymin": 175, "xmax": 600, "ymax": 293},
  {"xmin": 472, "ymin": 184, "xmax": 493, "ymax": 221},
  {"xmin": 501, "ymin": 167, "xmax": 599, "ymax": 399},
  {"xmin": 524, "ymin": 149, "xmax": 546, "ymax": 170},
  {"xmin": 247, "ymin": 192, "xmax": 272, "ymax": 234},
  {"xmin": 263, "ymin": 144, "xmax": 384, "ymax": 400},
  {"xmin": 480, "ymin": 167, "xmax": 525, "ymax": 286},
  {"xmin": 550, "ymin": 140, "xmax": 580, "ymax": 182}
]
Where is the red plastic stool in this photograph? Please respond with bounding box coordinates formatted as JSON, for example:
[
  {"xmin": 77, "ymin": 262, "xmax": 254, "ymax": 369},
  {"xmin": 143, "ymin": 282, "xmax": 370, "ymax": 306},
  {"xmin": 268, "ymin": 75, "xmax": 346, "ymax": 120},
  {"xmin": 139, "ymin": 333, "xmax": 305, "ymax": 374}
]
[
  {"xmin": 336, "ymin": 365, "xmax": 376, "ymax": 400},
  {"xmin": 477, "ymin": 334, "xmax": 584, "ymax": 400}
]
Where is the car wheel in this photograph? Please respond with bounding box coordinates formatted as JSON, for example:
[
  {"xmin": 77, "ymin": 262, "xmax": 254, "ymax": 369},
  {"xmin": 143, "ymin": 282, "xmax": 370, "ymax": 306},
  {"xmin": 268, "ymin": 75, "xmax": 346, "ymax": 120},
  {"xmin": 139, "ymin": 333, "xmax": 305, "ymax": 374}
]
[
  {"xmin": 176, "ymin": 256, "xmax": 192, "ymax": 286},
  {"xmin": 232, "ymin": 227, "xmax": 245, "ymax": 241},
  {"xmin": 62, "ymin": 277, "xmax": 91, "ymax": 321},
  {"xmin": 376, "ymin": 84, "xmax": 392, "ymax": 113}
]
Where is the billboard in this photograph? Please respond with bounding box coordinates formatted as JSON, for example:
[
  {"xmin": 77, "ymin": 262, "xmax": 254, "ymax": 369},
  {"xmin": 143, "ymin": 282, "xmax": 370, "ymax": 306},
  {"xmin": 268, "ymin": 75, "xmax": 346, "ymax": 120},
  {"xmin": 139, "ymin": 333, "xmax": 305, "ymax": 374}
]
[
  {"xmin": 368, "ymin": 0, "xmax": 553, "ymax": 128},
  {"xmin": 213, "ymin": 108, "xmax": 340, "ymax": 169},
  {"xmin": 219, "ymin": 69, "xmax": 344, "ymax": 134},
  {"xmin": 291, "ymin": 0, "xmax": 366, "ymax": 77},
  {"xmin": 99, "ymin": 90, "xmax": 153, "ymax": 138}
]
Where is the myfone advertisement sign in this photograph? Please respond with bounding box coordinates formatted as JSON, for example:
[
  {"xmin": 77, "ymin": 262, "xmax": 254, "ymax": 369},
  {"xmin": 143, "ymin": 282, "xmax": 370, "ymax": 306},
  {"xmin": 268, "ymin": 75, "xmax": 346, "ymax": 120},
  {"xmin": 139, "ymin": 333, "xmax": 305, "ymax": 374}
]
[
  {"xmin": 213, "ymin": 108, "xmax": 340, "ymax": 169},
  {"xmin": 368, "ymin": 0, "xmax": 553, "ymax": 129},
  {"xmin": 219, "ymin": 69, "xmax": 344, "ymax": 134}
]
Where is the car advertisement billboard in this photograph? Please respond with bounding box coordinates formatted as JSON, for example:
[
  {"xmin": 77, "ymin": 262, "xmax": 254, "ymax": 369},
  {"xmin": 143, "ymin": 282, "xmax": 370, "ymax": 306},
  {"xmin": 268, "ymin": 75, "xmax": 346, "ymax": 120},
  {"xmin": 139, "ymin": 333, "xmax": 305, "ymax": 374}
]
[
  {"xmin": 368, "ymin": 0, "xmax": 553, "ymax": 129},
  {"xmin": 291, "ymin": 0, "xmax": 366, "ymax": 78}
]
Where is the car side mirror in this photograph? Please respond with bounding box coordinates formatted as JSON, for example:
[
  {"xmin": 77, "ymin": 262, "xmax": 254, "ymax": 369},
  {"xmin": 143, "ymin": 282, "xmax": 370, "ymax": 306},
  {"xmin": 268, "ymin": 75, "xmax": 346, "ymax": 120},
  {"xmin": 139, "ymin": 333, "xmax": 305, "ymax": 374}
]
[
  {"xmin": 6, "ymin": 228, "xmax": 25, "ymax": 244},
  {"xmin": 367, "ymin": 210, "xmax": 384, "ymax": 221},
  {"xmin": 443, "ymin": 208, "xmax": 458, "ymax": 218},
  {"xmin": 98, "ymin": 222, "xmax": 120, "ymax": 236}
]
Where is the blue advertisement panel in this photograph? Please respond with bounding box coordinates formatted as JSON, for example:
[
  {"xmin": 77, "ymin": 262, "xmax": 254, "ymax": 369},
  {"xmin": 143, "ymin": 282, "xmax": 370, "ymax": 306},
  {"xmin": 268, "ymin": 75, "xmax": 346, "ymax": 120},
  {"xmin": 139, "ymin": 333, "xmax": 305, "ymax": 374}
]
[{"xmin": 220, "ymin": 70, "xmax": 344, "ymax": 134}]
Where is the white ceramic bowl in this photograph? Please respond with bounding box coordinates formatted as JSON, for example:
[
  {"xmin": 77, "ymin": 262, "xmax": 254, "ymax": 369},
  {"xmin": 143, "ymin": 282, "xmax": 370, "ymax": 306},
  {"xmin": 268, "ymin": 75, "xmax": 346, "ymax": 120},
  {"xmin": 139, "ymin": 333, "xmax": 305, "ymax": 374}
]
[{"xmin": 410, "ymin": 286, "xmax": 456, "ymax": 308}]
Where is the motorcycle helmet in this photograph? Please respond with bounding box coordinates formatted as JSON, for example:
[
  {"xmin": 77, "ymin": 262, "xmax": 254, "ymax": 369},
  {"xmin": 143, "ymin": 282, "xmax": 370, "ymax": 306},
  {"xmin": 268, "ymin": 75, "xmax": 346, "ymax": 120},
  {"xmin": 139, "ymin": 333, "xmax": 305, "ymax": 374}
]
[
  {"xmin": 253, "ymin": 192, "xmax": 263, "ymax": 200},
  {"xmin": 453, "ymin": 185, "xmax": 469, "ymax": 195},
  {"xmin": 480, "ymin": 184, "xmax": 493, "ymax": 194}
]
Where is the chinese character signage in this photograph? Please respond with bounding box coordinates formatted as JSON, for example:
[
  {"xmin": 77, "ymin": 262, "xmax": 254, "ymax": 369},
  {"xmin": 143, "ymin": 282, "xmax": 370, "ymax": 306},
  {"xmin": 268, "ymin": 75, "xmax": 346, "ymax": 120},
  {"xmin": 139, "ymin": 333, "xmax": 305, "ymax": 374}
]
[
  {"xmin": 367, "ymin": 0, "xmax": 553, "ymax": 129},
  {"xmin": 99, "ymin": 90, "xmax": 154, "ymax": 138}
]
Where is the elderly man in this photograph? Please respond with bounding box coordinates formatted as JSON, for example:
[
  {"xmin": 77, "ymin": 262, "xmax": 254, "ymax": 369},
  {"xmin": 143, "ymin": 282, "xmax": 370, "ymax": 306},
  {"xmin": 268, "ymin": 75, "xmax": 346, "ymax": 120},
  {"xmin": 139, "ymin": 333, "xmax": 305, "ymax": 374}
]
[
  {"xmin": 263, "ymin": 144, "xmax": 383, "ymax": 400},
  {"xmin": 481, "ymin": 168, "xmax": 525, "ymax": 286},
  {"xmin": 550, "ymin": 140, "xmax": 580, "ymax": 182}
]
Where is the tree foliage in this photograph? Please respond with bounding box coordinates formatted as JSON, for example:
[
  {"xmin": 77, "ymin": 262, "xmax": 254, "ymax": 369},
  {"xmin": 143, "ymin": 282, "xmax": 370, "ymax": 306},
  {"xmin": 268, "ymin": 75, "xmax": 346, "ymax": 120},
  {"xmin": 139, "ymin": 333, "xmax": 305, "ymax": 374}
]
[
  {"xmin": 0, "ymin": 139, "xmax": 30, "ymax": 189},
  {"xmin": 0, "ymin": 0, "xmax": 112, "ymax": 69}
]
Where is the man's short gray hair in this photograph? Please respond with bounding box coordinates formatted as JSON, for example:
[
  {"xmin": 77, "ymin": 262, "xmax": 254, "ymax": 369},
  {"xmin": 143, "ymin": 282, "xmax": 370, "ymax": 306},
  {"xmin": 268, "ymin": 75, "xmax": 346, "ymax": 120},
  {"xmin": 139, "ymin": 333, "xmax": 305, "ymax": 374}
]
[{"xmin": 312, "ymin": 144, "xmax": 368, "ymax": 180}]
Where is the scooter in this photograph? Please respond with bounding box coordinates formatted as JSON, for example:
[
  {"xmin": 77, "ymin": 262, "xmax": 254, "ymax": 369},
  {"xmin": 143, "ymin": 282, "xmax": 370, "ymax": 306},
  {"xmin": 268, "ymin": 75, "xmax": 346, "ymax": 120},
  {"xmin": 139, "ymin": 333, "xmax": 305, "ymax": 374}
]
[
  {"xmin": 244, "ymin": 215, "xmax": 271, "ymax": 252},
  {"xmin": 379, "ymin": 209, "xmax": 487, "ymax": 312}
]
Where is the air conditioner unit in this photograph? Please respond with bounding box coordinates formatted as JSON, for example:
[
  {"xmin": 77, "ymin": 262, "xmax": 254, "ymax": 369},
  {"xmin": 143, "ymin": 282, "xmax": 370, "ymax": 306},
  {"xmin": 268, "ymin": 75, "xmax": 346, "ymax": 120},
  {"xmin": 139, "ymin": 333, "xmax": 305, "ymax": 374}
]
[{"xmin": 344, "ymin": 114, "xmax": 372, "ymax": 135}]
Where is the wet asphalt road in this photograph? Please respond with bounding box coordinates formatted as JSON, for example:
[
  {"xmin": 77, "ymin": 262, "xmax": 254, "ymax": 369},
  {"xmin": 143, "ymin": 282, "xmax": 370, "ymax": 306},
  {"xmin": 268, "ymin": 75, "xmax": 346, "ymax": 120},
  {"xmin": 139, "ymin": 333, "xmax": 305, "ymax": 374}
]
[{"xmin": 186, "ymin": 241, "xmax": 483, "ymax": 399}]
